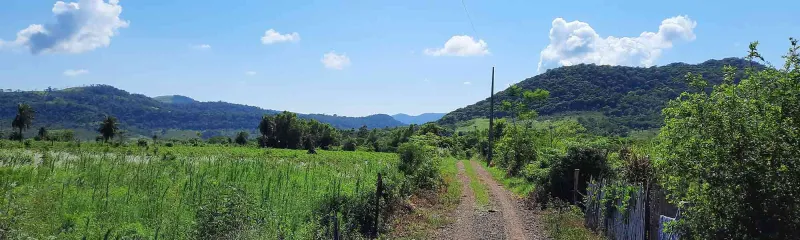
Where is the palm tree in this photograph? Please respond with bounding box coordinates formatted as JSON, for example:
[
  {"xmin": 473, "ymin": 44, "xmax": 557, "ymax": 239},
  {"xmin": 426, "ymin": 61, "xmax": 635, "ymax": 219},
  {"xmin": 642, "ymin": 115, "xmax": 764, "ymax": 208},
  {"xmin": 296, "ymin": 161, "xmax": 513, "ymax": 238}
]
[
  {"xmin": 98, "ymin": 116, "xmax": 119, "ymax": 143},
  {"xmin": 37, "ymin": 127, "xmax": 47, "ymax": 141},
  {"xmin": 11, "ymin": 104, "xmax": 34, "ymax": 142}
]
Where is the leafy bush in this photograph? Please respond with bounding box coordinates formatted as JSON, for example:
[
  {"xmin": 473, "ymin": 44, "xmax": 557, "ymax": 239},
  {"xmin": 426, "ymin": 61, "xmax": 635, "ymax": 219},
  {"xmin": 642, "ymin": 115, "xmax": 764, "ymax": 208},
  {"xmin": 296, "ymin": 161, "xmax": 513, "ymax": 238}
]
[
  {"xmin": 137, "ymin": 139, "xmax": 148, "ymax": 147},
  {"xmin": 539, "ymin": 147, "xmax": 608, "ymax": 204},
  {"xmin": 8, "ymin": 132, "xmax": 22, "ymax": 141},
  {"xmin": 234, "ymin": 132, "xmax": 248, "ymax": 145},
  {"xmin": 342, "ymin": 139, "xmax": 357, "ymax": 151},
  {"xmin": 397, "ymin": 142, "xmax": 440, "ymax": 190},
  {"xmin": 618, "ymin": 146, "xmax": 652, "ymax": 184},
  {"xmin": 656, "ymin": 41, "xmax": 800, "ymax": 239}
]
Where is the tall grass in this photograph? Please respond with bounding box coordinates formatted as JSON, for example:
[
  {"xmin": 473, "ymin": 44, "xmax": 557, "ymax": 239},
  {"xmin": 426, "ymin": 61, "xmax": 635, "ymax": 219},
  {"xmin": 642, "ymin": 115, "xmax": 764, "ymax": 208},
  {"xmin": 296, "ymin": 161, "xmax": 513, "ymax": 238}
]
[
  {"xmin": 462, "ymin": 160, "xmax": 489, "ymax": 209},
  {"xmin": 0, "ymin": 142, "xmax": 400, "ymax": 239}
]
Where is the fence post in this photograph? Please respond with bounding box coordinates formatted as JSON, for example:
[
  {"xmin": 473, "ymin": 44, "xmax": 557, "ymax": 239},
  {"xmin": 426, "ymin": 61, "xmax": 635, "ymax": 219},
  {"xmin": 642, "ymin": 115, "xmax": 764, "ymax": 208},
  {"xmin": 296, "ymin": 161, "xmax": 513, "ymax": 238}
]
[
  {"xmin": 573, "ymin": 169, "xmax": 580, "ymax": 205},
  {"xmin": 374, "ymin": 173, "xmax": 383, "ymax": 239},
  {"xmin": 333, "ymin": 212, "xmax": 339, "ymax": 240}
]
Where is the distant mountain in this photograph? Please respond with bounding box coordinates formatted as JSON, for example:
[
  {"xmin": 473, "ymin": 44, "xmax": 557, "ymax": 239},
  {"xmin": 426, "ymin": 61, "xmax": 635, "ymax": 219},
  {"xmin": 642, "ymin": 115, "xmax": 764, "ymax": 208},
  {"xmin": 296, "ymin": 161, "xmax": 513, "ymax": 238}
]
[
  {"xmin": 439, "ymin": 58, "xmax": 759, "ymax": 135},
  {"xmin": 153, "ymin": 95, "xmax": 197, "ymax": 104},
  {"xmin": 392, "ymin": 113, "xmax": 446, "ymax": 125},
  {"xmin": 0, "ymin": 85, "xmax": 405, "ymax": 138}
]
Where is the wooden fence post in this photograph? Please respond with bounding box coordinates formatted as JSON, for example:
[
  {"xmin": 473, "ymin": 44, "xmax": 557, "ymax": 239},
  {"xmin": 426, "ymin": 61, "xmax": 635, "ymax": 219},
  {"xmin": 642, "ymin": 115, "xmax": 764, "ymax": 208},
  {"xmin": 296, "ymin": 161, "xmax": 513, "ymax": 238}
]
[
  {"xmin": 374, "ymin": 173, "xmax": 383, "ymax": 239},
  {"xmin": 573, "ymin": 169, "xmax": 580, "ymax": 205}
]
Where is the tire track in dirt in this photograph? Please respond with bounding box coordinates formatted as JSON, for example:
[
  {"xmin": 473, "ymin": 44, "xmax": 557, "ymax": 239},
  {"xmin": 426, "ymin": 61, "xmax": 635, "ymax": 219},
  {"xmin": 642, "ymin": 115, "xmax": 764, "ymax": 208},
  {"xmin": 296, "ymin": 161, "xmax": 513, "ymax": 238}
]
[
  {"xmin": 471, "ymin": 160, "xmax": 543, "ymax": 240},
  {"xmin": 435, "ymin": 161, "xmax": 477, "ymax": 239}
]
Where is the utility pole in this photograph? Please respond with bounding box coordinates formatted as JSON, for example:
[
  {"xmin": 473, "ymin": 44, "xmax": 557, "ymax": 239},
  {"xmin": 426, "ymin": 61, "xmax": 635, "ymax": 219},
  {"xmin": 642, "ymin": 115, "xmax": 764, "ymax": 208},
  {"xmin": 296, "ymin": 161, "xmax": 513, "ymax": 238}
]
[{"xmin": 487, "ymin": 67, "xmax": 495, "ymax": 167}]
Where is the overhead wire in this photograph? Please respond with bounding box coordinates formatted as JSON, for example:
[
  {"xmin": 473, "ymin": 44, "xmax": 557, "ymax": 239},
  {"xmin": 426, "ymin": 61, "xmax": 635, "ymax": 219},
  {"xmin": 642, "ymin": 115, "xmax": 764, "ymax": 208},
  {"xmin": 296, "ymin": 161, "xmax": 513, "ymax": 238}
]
[{"xmin": 460, "ymin": 0, "xmax": 480, "ymax": 39}]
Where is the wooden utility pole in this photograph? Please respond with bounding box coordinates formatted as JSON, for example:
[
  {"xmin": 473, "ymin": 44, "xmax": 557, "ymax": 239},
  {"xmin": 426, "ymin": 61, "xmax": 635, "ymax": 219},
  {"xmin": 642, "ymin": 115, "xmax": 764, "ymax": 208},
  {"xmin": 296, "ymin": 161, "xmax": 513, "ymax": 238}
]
[{"xmin": 488, "ymin": 67, "xmax": 495, "ymax": 166}]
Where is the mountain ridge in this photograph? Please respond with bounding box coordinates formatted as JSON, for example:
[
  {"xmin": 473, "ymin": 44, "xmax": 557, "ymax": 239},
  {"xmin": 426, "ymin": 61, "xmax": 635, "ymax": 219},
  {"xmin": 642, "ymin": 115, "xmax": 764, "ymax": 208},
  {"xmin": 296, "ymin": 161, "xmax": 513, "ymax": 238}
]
[
  {"xmin": 391, "ymin": 113, "xmax": 445, "ymax": 125},
  {"xmin": 439, "ymin": 58, "xmax": 759, "ymax": 135},
  {"xmin": 0, "ymin": 85, "xmax": 405, "ymax": 137}
]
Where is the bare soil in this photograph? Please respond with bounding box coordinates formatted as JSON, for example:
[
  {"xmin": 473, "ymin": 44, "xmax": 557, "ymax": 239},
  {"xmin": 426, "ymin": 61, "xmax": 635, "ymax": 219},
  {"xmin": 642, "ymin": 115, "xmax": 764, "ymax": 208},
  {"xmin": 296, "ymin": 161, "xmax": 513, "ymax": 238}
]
[{"xmin": 435, "ymin": 160, "xmax": 546, "ymax": 240}]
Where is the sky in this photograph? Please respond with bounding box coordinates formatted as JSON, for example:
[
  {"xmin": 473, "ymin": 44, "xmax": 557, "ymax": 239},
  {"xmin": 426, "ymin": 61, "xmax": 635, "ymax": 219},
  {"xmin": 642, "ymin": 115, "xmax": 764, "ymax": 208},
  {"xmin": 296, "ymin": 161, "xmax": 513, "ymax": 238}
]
[{"xmin": 1, "ymin": 0, "xmax": 798, "ymax": 117}]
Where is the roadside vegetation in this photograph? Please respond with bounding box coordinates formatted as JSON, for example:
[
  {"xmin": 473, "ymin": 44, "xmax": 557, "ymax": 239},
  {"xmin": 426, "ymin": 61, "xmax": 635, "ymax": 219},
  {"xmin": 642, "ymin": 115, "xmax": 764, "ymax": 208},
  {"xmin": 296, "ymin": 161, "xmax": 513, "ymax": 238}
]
[{"xmin": 446, "ymin": 40, "xmax": 800, "ymax": 239}]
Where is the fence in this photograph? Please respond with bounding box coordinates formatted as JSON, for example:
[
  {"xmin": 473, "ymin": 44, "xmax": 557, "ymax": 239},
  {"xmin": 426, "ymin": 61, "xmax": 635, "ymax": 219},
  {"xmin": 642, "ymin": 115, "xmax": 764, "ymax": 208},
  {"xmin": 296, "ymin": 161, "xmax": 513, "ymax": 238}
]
[
  {"xmin": 647, "ymin": 184, "xmax": 678, "ymax": 240},
  {"xmin": 584, "ymin": 180, "xmax": 646, "ymax": 240}
]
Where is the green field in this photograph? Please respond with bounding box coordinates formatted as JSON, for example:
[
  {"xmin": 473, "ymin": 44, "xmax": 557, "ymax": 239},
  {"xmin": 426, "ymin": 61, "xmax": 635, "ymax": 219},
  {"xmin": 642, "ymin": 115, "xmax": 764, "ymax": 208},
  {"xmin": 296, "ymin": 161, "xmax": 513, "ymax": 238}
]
[{"xmin": 0, "ymin": 141, "xmax": 402, "ymax": 239}]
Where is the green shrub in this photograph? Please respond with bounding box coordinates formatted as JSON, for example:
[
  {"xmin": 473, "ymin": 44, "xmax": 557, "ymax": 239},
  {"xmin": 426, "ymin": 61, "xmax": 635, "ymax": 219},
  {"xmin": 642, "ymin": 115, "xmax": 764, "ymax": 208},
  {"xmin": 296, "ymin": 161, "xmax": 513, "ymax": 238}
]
[
  {"xmin": 397, "ymin": 142, "xmax": 440, "ymax": 190},
  {"xmin": 540, "ymin": 147, "xmax": 608, "ymax": 204},
  {"xmin": 342, "ymin": 139, "xmax": 357, "ymax": 151},
  {"xmin": 656, "ymin": 41, "xmax": 800, "ymax": 239},
  {"xmin": 137, "ymin": 139, "xmax": 148, "ymax": 147}
]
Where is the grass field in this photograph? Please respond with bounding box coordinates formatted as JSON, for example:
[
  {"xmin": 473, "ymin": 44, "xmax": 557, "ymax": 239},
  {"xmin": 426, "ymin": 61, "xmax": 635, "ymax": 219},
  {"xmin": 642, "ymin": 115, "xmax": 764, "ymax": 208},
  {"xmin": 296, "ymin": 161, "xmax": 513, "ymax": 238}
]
[{"xmin": 0, "ymin": 141, "xmax": 402, "ymax": 239}]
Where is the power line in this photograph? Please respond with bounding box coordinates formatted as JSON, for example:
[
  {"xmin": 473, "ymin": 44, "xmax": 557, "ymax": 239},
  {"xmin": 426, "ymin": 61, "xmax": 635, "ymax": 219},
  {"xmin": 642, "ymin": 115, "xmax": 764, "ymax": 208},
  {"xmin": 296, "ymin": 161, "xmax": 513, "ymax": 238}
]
[{"xmin": 460, "ymin": 0, "xmax": 480, "ymax": 38}]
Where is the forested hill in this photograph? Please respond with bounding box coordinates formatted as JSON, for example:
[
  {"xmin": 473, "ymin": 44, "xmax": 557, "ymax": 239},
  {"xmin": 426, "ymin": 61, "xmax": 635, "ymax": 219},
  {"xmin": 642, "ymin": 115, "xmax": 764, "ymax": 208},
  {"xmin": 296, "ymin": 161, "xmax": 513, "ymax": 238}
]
[
  {"xmin": 0, "ymin": 85, "xmax": 405, "ymax": 134},
  {"xmin": 391, "ymin": 113, "xmax": 446, "ymax": 125},
  {"xmin": 439, "ymin": 58, "xmax": 758, "ymax": 134}
]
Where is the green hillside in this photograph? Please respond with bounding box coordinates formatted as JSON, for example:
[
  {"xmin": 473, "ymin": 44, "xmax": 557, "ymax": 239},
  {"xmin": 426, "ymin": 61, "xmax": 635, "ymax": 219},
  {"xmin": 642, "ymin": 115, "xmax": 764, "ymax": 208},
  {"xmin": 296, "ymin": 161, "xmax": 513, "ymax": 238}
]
[
  {"xmin": 439, "ymin": 58, "xmax": 758, "ymax": 135},
  {"xmin": 153, "ymin": 95, "xmax": 198, "ymax": 104},
  {"xmin": 0, "ymin": 85, "xmax": 405, "ymax": 138}
]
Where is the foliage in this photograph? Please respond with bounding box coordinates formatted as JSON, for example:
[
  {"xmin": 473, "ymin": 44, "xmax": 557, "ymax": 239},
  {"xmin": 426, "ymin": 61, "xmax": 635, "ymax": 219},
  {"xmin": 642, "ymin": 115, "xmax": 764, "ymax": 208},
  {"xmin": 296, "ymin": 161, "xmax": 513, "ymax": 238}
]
[
  {"xmin": 234, "ymin": 131, "xmax": 249, "ymax": 145},
  {"xmin": 98, "ymin": 116, "xmax": 119, "ymax": 143},
  {"xmin": 544, "ymin": 199, "xmax": 602, "ymax": 240},
  {"xmin": 11, "ymin": 103, "xmax": 34, "ymax": 141},
  {"xmin": 397, "ymin": 141, "xmax": 441, "ymax": 191},
  {"xmin": 655, "ymin": 40, "xmax": 800, "ymax": 239},
  {"xmin": 541, "ymin": 147, "xmax": 609, "ymax": 204},
  {"xmin": 342, "ymin": 139, "xmax": 357, "ymax": 151},
  {"xmin": 618, "ymin": 146, "xmax": 653, "ymax": 184}
]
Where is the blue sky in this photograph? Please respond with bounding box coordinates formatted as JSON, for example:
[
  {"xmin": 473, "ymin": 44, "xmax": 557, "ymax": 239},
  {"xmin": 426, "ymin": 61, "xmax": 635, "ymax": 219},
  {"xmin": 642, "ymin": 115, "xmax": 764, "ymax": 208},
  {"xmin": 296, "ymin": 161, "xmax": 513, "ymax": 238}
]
[{"xmin": 1, "ymin": 0, "xmax": 798, "ymax": 116}]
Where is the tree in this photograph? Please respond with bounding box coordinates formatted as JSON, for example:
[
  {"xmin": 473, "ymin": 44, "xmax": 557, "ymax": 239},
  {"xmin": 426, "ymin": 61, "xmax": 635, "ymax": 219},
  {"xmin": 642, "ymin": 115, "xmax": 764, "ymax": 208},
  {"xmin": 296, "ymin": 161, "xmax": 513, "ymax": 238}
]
[
  {"xmin": 656, "ymin": 40, "xmax": 800, "ymax": 239},
  {"xmin": 98, "ymin": 116, "xmax": 119, "ymax": 143},
  {"xmin": 36, "ymin": 127, "xmax": 47, "ymax": 141},
  {"xmin": 235, "ymin": 131, "xmax": 249, "ymax": 145},
  {"xmin": 258, "ymin": 115, "xmax": 276, "ymax": 147},
  {"xmin": 496, "ymin": 86, "xmax": 549, "ymax": 175},
  {"xmin": 11, "ymin": 103, "xmax": 34, "ymax": 142}
]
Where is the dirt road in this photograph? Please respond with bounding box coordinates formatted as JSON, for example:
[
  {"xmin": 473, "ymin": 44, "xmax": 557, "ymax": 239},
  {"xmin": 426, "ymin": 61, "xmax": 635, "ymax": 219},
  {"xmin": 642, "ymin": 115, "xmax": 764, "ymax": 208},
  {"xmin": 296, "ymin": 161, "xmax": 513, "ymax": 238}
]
[{"xmin": 435, "ymin": 160, "xmax": 545, "ymax": 240}]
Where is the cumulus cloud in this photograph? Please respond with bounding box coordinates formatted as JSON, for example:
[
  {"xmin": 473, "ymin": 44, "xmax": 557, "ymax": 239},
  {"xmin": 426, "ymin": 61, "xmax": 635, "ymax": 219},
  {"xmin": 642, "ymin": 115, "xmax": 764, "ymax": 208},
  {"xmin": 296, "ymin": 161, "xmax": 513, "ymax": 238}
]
[
  {"xmin": 63, "ymin": 69, "xmax": 89, "ymax": 76},
  {"xmin": 321, "ymin": 51, "xmax": 350, "ymax": 70},
  {"xmin": 463, "ymin": 81, "xmax": 472, "ymax": 85},
  {"xmin": 261, "ymin": 29, "xmax": 300, "ymax": 45},
  {"xmin": 245, "ymin": 71, "xmax": 257, "ymax": 76},
  {"xmin": 0, "ymin": 0, "xmax": 129, "ymax": 54},
  {"xmin": 537, "ymin": 15, "xmax": 696, "ymax": 72},
  {"xmin": 425, "ymin": 35, "xmax": 489, "ymax": 57},
  {"xmin": 192, "ymin": 44, "xmax": 211, "ymax": 50}
]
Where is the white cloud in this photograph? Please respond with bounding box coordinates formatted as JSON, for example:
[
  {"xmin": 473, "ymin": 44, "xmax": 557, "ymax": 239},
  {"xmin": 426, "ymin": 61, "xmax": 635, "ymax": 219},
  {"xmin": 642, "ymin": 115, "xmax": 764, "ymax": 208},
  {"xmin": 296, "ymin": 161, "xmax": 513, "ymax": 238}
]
[
  {"xmin": 192, "ymin": 44, "xmax": 211, "ymax": 50},
  {"xmin": 261, "ymin": 29, "xmax": 300, "ymax": 45},
  {"xmin": 321, "ymin": 51, "xmax": 350, "ymax": 70},
  {"xmin": 0, "ymin": 0, "xmax": 129, "ymax": 54},
  {"xmin": 537, "ymin": 15, "xmax": 696, "ymax": 72},
  {"xmin": 245, "ymin": 71, "xmax": 256, "ymax": 76},
  {"xmin": 63, "ymin": 69, "xmax": 89, "ymax": 76},
  {"xmin": 425, "ymin": 35, "xmax": 489, "ymax": 57},
  {"xmin": 463, "ymin": 81, "xmax": 472, "ymax": 85}
]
